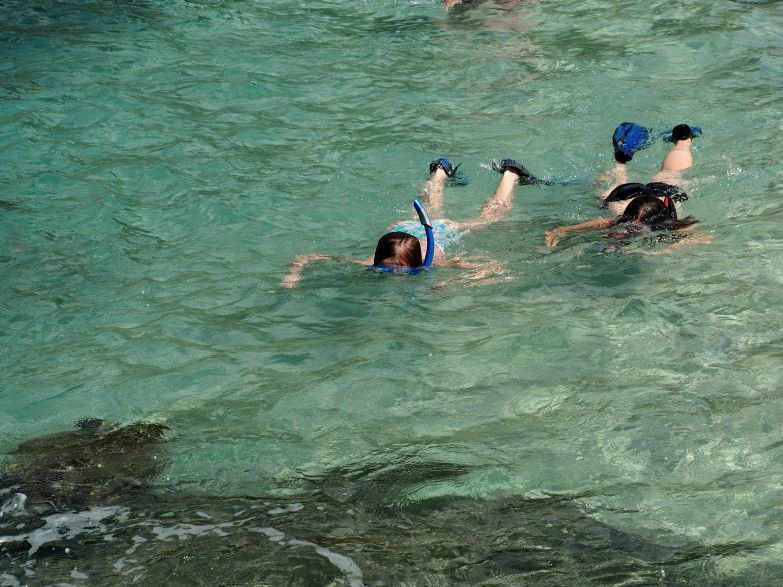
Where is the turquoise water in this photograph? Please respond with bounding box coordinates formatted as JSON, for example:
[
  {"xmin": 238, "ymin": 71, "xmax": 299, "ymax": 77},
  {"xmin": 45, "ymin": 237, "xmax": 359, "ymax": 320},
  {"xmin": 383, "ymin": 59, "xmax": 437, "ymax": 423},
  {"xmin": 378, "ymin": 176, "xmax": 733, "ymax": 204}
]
[{"xmin": 2, "ymin": 0, "xmax": 783, "ymax": 584}]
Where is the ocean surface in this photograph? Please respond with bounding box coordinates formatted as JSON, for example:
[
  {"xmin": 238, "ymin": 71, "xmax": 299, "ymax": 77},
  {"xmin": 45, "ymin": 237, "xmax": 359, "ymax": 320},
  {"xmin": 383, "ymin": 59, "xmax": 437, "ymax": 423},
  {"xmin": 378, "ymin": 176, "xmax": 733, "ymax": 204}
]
[{"xmin": 2, "ymin": 0, "xmax": 783, "ymax": 584}]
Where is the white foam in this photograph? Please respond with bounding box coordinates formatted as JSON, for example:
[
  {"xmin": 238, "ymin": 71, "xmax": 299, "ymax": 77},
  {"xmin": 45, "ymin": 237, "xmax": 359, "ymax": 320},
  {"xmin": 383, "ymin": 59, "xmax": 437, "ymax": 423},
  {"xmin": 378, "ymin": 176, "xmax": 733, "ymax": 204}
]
[
  {"xmin": 0, "ymin": 506, "xmax": 129, "ymax": 555},
  {"xmin": 249, "ymin": 526, "xmax": 285, "ymax": 542},
  {"xmin": 125, "ymin": 535, "xmax": 147, "ymax": 555},
  {"xmin": 150, "ymin": 518, "xmax": 252, "ymax": 542},
  {"xmin": 0, "ymin": 493, "xmax": 27, "ymax": 518},
  {"xmin": 267, "ymin": 503, "xmax": 304, "ymax": 515},
  {"xmin": 0, "ymin": 573, "xmax": 22, "ymax": 587},
  {"xmin": 21, "ymin": 560, "xmax": 36, "ymax": 577},
  {"xmin": 288, "ymin": 539, "xmax": 365, "ymax": 587},
  {"xmin": 70, "ymin": 569, "xmax": 89, "ymax": 580},
  {"xmin": 247, "ymin": 525, "xmax": 365, "ymax": 587}
]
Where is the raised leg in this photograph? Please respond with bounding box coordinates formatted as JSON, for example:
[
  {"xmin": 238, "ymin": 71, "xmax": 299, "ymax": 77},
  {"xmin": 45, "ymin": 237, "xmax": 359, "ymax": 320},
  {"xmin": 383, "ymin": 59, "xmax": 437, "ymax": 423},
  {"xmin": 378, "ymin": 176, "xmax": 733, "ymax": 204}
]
[{"xmin": 420, "ymin": 167, "xmax": 448, "ymax": 216}]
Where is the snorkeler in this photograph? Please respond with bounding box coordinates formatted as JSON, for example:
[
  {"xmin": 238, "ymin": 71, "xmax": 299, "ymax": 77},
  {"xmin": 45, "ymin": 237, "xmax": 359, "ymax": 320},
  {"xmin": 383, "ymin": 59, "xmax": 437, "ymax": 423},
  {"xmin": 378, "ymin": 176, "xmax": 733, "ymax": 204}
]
[
  {"xmin": 544, "ymin": 194, "xmax": 713, "ymax": 251},
  {"xmin": 281, "ymin": 158, "xmax": 530, "ymax": 288}
]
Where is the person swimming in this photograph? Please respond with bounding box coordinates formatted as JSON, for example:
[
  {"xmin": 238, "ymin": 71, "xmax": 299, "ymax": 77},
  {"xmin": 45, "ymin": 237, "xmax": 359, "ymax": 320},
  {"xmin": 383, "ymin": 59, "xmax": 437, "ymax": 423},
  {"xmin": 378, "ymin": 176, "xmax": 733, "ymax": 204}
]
[
  {"xmin": 281, "ymin": 157, "xmax": 530, "ymax": 288},
  {"xmin": 370, "ymin": 197, "xmax": 434, "ymax": 273},
  {"xmin": 544, "ymin": 194, "xmax": 712, "ymax": 252}
]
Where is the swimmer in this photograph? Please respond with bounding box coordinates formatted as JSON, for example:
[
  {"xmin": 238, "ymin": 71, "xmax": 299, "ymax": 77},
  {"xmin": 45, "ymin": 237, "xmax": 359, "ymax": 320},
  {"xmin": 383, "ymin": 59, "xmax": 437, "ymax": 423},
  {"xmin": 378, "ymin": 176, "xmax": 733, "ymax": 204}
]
[
  {"xmin": 281, "ymin": 158, "xmax": 530, "ymax": 288},
  {"xmin": 544, "ymin": 194, "xmax": 713, "ymax": 252}
]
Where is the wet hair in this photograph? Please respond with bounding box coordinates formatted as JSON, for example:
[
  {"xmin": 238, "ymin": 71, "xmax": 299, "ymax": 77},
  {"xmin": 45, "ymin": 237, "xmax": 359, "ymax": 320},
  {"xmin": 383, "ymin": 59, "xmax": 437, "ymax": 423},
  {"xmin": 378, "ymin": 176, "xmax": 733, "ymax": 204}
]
[
  {"xmin": 373, "ymin": 232, "xmax": 423, "ymax": 268},
  {"xmin": 613, "ymin": 148, "xmax": 633, "ymax": 164},
  {"xmin": 614, "ymin": 195, "xmax": 698, "ymax": 233},
  {"xmin": 670, "ymin": 124, "xmax": 692, "ymax": 143}
]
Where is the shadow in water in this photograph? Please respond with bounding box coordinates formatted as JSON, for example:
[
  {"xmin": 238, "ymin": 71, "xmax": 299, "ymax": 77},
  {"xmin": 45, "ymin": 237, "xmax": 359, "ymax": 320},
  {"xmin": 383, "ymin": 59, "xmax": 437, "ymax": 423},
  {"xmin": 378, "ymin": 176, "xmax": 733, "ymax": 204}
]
[{"xmin": 0, "ymin": 421, "xmax": 769, "ymax": 585}]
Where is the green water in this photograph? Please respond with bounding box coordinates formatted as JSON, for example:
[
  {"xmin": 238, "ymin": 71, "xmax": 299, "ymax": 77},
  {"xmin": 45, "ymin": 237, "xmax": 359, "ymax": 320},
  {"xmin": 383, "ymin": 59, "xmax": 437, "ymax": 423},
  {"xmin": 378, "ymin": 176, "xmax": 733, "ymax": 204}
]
[{"xmin": 2, "ymin": 0, "xmax": 783, "ymax": 584}]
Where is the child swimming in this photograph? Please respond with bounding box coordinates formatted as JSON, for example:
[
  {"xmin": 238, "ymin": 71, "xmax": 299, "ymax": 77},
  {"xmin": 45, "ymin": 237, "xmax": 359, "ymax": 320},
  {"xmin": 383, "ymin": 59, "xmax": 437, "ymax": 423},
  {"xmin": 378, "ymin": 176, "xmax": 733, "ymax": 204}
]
[
  {"xmin": 544, "ymin": 194, "xmax": 712, "ymax": 252},
  {"xmin": 281, "ymin": 158, "xmax": 531, "ymax": 288}
]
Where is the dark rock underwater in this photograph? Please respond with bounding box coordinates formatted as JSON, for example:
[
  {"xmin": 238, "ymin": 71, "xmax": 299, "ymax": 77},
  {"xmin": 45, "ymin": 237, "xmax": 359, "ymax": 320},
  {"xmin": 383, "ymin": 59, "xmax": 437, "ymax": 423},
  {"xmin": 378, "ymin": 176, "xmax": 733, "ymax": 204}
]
[{"xmin": 0, "ymin": 421, "xmax": 739, "ymax": 586}]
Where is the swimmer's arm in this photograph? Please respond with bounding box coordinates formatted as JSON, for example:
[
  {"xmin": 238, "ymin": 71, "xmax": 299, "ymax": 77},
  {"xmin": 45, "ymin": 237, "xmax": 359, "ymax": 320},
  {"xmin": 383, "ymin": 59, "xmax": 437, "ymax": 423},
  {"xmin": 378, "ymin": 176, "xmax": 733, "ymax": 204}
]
[
  {"xmin": 545, "ymin": 217, "xmax": 616, "ymax": 247},
  {"xmin": 439, "ymin": 258, "xmax": 507, "ymax": 280},
  {"xmin": 629, "ymin": 232, "xmax": 714, "ymax": 256},
  {"xmin": 282, "ymin": 254, "xmax": 368, "ymax": 288},
  {"xmin": 653, "ymin": 233, "xmax": 714, "ymax": 255}
]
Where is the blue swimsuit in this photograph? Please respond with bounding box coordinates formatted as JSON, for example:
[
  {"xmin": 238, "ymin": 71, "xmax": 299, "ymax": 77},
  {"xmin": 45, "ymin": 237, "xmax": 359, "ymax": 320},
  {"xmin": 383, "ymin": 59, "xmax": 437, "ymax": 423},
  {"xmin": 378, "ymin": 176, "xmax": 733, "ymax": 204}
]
[{"xmin": 389, "ymin": 219, "xmax": 462, "ymax": 249}]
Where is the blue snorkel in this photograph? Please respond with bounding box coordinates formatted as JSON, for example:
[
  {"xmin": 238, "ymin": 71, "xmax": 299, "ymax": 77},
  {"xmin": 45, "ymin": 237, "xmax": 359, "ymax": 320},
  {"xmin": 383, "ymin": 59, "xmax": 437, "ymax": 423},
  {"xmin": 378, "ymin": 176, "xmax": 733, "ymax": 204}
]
[{"xmin": 413, "ymin": 197, "xmax": 434, "ymax": 267}]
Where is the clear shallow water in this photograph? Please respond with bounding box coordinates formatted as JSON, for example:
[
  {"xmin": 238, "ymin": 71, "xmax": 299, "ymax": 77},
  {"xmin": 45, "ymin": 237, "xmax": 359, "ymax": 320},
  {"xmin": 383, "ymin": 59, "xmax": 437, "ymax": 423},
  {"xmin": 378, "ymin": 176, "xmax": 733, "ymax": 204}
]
[{"xmin": 1, "ymin": 0, "xmax": 783, "ymax": 584}]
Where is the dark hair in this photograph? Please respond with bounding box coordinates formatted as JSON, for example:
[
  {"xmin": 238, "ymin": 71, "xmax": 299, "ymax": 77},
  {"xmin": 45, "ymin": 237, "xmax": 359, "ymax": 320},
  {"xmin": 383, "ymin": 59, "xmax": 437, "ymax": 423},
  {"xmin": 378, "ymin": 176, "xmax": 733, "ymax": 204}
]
[
  {"xmin": 614, "ymin": 148, "xmax": 633, "ymax": 164},
  {"xmin": 615, "ymin": 195, "xmax": 698, "ymax": 232},
  {"xmin": 645, "ymin": 182, "xmax": 689, "ymax": 203},
  {"xmin": 671, "ymin": 124, "xmax": 692, "ymax": 143},
  {"xmin": 373, "ymin": 232, "xmax": 423, "ymax": 268}
]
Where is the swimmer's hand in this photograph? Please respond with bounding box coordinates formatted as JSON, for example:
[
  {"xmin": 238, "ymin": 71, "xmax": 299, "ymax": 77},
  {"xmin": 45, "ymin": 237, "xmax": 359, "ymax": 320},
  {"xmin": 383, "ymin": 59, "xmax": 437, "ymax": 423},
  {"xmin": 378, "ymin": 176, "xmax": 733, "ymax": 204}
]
[
  {"xmin": 463, "ymin": 259, "xmax": 506, "ymax": 282},
  {"xmin": 545, "ymin": 217, "xmax": 616, "ymax": 248},
  {"xmin": 442, "ymin": 0, "xmax": 464, "ymax": 9},
  {"xmin": 282, "ymin": 254, "xmax": 333, "ymax": 288},
  {"xmin": 632, "ymin": 233, "xmax": 714, "ymax": 256},
  {"xmin": 545, "ymin": 228, "xmax": 565, "ymax": 248},
  {"xmin": 441, "ymin": 258, "xmax": 507, "ymax": 282}
]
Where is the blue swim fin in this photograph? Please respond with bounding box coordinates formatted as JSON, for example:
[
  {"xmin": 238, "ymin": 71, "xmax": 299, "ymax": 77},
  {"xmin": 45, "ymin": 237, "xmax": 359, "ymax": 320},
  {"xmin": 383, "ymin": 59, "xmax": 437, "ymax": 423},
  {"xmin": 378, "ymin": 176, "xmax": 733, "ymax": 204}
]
[
  {"xmin": 612, "ymin": 122, "xmax": 654, "ymax": 158},
  {"xmin": 430, "ymin": 157, "xmax": 469, "ymax": 186}
]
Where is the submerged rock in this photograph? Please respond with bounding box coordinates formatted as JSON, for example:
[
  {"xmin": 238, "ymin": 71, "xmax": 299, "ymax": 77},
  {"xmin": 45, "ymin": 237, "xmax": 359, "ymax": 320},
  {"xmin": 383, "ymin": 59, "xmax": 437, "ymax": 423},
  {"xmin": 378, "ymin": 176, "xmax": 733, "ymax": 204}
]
[
  {"xmin": 1, "ymin": 422, "xmax": 743, "ymax": 586},
  {"xmin": 1, "ymin": 419, "xmax": 168, "ymax": 513}
]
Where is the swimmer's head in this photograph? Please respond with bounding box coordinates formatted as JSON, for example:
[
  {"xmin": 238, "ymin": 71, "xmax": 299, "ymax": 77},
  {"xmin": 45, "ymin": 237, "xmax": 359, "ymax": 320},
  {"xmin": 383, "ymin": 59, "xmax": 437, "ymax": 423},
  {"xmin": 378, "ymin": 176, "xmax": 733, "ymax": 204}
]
[
  {"xmin": 373, "ymin": 232, "xmax": 423, "ymax": 268},
  {"xmin": 615, "ymin": 195, "xmax": 699, "ymax": 233},
  {"xmin": 619, "ymin": 195, "xmax": 673, "ymax": 226},
  {"xmin": 670, "ymin": 124, "xmax": 693, "ymax": 143}
]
